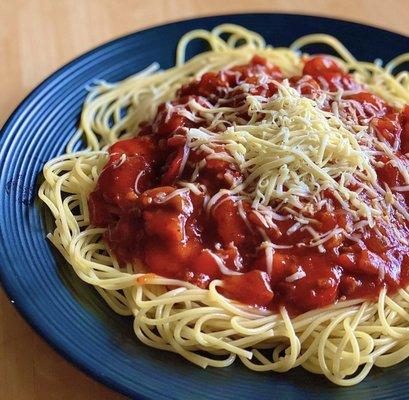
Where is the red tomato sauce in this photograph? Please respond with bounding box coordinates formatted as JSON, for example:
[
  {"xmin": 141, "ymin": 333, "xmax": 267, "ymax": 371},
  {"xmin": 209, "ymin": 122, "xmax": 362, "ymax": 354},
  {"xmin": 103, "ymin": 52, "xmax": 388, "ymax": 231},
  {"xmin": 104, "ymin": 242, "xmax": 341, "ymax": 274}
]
[{"xmin": 89, "ymin": 55, "xmax": 409, "ymax": 315}]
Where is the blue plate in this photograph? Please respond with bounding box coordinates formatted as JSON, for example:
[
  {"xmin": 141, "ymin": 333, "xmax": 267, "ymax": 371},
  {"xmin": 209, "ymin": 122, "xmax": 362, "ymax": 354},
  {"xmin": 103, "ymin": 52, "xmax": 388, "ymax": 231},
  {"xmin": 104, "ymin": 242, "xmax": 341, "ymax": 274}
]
[{"xmin": 0, "ymin": 14, "xmax": 408, "ymax": 400}]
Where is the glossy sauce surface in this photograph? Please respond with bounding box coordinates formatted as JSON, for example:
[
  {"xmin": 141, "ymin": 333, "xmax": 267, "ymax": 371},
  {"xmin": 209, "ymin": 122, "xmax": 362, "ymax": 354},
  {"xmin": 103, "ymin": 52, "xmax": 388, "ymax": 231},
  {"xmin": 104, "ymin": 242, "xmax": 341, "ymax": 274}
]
[{"xmin": 89, "ymin": 56, "xmax": 409, "ymax": 315}]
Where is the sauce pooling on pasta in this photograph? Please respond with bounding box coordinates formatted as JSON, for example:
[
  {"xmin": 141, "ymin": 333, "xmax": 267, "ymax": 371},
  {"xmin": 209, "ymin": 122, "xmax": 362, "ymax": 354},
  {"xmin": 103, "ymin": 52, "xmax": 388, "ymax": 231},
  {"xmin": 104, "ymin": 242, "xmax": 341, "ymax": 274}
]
[{"xmin": 88, "ymin": 55, "xmax": 409, "ymax": 315}]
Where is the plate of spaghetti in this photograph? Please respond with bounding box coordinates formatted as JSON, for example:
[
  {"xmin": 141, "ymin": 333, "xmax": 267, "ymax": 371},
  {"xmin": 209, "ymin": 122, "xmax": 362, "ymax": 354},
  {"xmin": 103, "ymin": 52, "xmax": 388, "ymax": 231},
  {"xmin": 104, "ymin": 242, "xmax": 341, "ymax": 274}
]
[{"xmin": 1, "ymin": 13, "xmax": 408, "ymax": 400}]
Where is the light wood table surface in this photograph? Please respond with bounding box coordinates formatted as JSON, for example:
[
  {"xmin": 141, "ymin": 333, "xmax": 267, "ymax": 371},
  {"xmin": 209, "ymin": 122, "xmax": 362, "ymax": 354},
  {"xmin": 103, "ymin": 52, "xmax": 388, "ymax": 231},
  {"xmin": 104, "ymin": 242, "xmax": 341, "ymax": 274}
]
[{"xmin": 1, "ymin": 1, "xmax": 408, "ymax": 399}]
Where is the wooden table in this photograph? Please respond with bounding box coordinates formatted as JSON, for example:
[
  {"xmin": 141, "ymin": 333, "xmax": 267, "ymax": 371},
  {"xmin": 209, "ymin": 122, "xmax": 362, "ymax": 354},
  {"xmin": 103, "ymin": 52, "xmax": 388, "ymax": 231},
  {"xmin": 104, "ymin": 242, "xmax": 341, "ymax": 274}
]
[{"xmin": 1, "ymin": 1, "xmax": 407, "ymax": 399}]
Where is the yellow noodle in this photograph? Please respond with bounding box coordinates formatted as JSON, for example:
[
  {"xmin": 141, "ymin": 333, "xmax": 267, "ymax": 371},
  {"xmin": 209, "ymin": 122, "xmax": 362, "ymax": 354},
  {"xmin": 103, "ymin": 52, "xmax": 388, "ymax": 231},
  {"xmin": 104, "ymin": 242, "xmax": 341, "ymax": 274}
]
[{"xmin": 38, "ymin": 24, "xmax": 409, "ymax": 386}]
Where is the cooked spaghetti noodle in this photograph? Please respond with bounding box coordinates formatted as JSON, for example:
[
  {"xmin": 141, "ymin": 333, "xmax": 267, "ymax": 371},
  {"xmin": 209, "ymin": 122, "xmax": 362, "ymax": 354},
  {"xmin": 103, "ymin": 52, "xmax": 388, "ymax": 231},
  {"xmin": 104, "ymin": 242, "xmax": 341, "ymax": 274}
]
[{"xmin": 39, "ymin": 24, "xmax": 409, "ymax": 386}]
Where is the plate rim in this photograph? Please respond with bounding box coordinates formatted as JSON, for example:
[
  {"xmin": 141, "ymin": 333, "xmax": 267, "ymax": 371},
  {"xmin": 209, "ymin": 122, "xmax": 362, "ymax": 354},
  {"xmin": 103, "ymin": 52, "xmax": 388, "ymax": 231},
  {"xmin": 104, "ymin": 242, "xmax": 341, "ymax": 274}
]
[{"xmin": 0, "ymin": 12, "xmax": 408, "ymax": 400}]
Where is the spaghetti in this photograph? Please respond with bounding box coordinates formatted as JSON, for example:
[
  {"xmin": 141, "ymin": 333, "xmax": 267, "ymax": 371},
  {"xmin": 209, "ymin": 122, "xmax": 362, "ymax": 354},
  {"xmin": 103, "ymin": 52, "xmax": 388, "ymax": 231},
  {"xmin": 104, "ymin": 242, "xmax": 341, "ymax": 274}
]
[{"xmin": 39, "ymin": 24, "xmax": 409, "ymax": 386}]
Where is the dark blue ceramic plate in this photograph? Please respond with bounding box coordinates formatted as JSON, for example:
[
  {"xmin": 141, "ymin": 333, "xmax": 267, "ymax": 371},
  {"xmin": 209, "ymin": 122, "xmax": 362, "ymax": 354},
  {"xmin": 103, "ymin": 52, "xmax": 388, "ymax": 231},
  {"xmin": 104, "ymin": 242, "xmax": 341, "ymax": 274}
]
[{"xmin": 0, "ymin": 14, "xmax": 408, "ymax": 400}]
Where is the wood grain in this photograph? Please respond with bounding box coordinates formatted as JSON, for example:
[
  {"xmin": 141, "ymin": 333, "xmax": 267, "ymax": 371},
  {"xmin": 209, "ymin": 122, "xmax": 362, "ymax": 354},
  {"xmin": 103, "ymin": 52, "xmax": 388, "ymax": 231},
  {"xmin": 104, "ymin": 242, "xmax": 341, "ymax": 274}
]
[{"xmin": 0, "ymin": 1, "xmax": 407, "ymax": 399}]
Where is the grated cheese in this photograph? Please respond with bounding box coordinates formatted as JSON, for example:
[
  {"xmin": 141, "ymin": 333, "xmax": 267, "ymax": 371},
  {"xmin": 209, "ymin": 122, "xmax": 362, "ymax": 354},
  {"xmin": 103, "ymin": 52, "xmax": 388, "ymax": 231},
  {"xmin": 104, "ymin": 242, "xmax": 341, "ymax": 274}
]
[
  {"xmin": 155, "ymin": 188, "xmax": 190, "ymax": 204},
  {"xmin": 285, "ymin": 268, "xmax": 306, "ymax": 283},
  {"xmin": 133, "ymin": 171, "xmax": 144, "ymax": 195},
  {"xmin": 205, "ymin": 250, "xmax": 242, "ymax": 276},
  {"xmin": 112, "ymin": 153, "xmax": 127, "ymax": 169},
  {"xmin": 259, "ymin": 241, "xmax": 275, "ymax": 276},
  {"xmin": 186, "ymin": 80, "xmax": 391, "ymax": 225},
  {"xmin": 157, "ymin": 72, "xmax": 407, "ymax": 253}
]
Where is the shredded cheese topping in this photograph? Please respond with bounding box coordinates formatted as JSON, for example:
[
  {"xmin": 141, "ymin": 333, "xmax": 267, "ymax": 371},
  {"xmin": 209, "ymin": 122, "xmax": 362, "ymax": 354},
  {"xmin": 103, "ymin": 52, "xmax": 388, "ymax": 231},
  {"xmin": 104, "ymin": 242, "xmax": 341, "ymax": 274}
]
[{"xmin": 182, "ymin": 79, "xmax": 408, "ymax": 248}]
